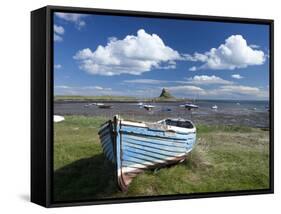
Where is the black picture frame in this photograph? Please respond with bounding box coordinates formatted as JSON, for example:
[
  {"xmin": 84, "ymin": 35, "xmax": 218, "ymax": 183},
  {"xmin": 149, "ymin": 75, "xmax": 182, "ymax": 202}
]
[{"xmin": 31, "ymin": 5, "xmax": 274, "ymax": 208}]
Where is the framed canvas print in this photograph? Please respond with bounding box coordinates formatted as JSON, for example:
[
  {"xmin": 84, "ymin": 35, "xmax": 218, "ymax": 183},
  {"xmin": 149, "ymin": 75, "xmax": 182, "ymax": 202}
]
[{"xmin": 31, "ymin": 5, "xmax": 274, "ymax": 207}]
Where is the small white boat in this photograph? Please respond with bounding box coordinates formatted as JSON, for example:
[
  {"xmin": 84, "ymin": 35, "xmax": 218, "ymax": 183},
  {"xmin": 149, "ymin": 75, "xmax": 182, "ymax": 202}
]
[
  {"xmin": 97, "ymin": 103, "xmax": 112, "ymax": 109},
  {"xmin": 212, "ymin": 105, "xmax": 218, "ymax": 110},
  {"xmin": 84, "ymin": 103, "xmax": 95, "ymax": 107},
  {"xmin": 54, "ymin": 115, "xmax": 65, "ymax": 123},
  {"xmin": 137, "ymin": 102, "xmax": 143, "ymax": 106},
  {"xmin": 143, "ymin": 104, "xmax": 155, "ymax": 111},
  {"xmin": 184, "ymin": 103, "xmax": 199, "ymax": 110}
]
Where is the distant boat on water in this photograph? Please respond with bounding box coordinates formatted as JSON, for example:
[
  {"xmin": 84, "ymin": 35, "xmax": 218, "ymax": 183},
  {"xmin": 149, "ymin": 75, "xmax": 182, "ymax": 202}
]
[
  {"xmin": 96, "ymin": 103, "xmax": 112, "ymax": 109},
  {"xmin": 137, "ymin": 102, "xmax": 143, "ymax": 106},
  {"xmin": 143, "ymin": 104, "xmax": 155, "ymax": 111},
  {"xmin": 183, "ymin": 103, "xmax": 199, "ymax": 110},
  {"xmin": 212, "ymin": 105, "xmax": 218, "ymax": 110},
  {"xmin": 98, "ymin": 115, "xmax": 197, "ymax": 191},
  {"xmin": 84, "ymin": 103, "xmax": 95, "ymax": 108}
]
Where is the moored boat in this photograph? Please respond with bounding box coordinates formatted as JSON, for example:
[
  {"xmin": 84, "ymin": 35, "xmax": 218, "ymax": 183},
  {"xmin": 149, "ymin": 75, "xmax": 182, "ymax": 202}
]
[
  {"xmin": 143, "ymin": 104, "xmax": 155, "ymax": 111},
  {"xmin": 212, "ymin": 105, "xmax": 218, "ymax": 110},
  {"xmin": 96, "ymin": 103, "xmax": 112, "ymax": 109},
  {"xmin": 54, "ymin": 115, "xmax": 65, "ymax": 123},
  {"xmin": 98, "ymin": 115, "xmax": 196, "ymax": 191},
  {"xmin": 183, "ymin": 103, "xmax": 199, "ymax": 110}
]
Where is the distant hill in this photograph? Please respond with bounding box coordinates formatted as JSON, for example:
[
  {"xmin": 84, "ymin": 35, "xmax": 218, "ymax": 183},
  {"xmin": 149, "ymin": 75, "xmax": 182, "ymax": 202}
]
[{"xmin": 158, "ymin": 88, "xmax": 174, "ymax": 99}]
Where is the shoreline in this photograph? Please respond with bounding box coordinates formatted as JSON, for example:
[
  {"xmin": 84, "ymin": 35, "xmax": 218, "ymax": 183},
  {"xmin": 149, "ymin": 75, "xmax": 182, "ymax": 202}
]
[
  {"xmin": 54, "ymin": 101, "xmax": 269, "ymax": 128},
  {"xmin": 54, "ymin": 100, "xmax": 186, "ymax": 104},
  {"xmin": 54, "ymin": 99, "xmax": 269, "ymax": 104}
]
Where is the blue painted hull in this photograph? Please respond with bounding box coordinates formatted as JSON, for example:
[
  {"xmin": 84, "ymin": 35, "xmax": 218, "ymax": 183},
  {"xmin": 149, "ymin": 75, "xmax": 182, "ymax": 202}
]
[{"xmin": 98, "ymin": 115, "xmax": 196, "ymax": 191}]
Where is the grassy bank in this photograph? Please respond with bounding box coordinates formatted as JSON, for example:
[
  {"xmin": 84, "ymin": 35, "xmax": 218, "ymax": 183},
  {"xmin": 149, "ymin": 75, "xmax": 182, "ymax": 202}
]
[
  {"xmin": 54, "ymin": 95, "xmax": 138, "ymax": 102},
  {"xmin": 54, "ymin": 116, "xmax": 269, "ymax": 202},
  {"xmin": 54, "ymin": 95, "xmax": 189, "ymax": 102}
]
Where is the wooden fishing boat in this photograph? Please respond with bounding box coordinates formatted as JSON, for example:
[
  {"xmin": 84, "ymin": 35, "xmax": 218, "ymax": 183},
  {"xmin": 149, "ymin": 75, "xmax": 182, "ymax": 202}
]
[
  {"xmin": 98, "ymin": 115, "xmax": 196, "ymax": 191},
  {"xmin": 143, "ymin": 104, "xmax": 155, "ymax": 111}
]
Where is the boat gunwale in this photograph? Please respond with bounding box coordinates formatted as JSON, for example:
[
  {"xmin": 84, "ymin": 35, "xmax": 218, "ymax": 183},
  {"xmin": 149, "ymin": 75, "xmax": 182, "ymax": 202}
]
[
  {"xmin": 98, "ymin": 120, "xmax": 112, "ymax": 134},
  {"xmin": 120, "ymin": 120, "xmax": 196, "ymax": 134},
  {"xmin": 120, "ymin": 129, "xmax": 193, "ymax": 141}
]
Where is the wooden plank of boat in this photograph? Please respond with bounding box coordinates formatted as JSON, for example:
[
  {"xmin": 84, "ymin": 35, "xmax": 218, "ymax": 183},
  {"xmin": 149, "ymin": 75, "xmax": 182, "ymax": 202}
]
[{"xmin": 98, "ymin": 115, "xmax": 196, "ymax": 191}]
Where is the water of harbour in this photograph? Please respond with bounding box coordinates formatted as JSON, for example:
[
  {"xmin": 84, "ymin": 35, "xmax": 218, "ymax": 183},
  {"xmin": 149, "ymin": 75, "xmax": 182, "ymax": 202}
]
[{"xmin": 54, "ymin": 100, "xmax": 270, "ymax": 128}]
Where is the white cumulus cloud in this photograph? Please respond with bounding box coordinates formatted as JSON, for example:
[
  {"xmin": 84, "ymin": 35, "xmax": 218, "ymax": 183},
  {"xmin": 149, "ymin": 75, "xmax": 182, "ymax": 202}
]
[
  {"xmin": 55, "ymin": 85, "xmax": 70, "ymax": 89},
  {"xmin": 249, "ymin": 44, "xmax": 260, "ymax": 49},
  {"xmin": 54, "ymin": 25, "xmax": 64, "ymax": 34},
  {"xmin": 124, "ymin": 79, "xmax": 168, "ymax": 84},
  {"xmin": 54, "ymin": 25, "xmax": 64, "ymax": 42},
  {"xmin": 214, "ymin": 85, "xmax": 261, "ymax": 97},
  {"xmin": 54, "ymin": 85, "xmax": 112, "ymax": 96},
  {"xmin": 54, "ymin": 34, "xmax": 63, "ymax": 42},
  {"xmin": 165, "ymin": 84, "xmax": 267, "ymax": 99},
  {"xmin": 166, "ymin": 85, "xmax": 206, "ymax": 96},
  {"xmin": 189, "ymin": 66, "xmax": 197, "ymax": 71},
  {"xmin": 74, "ymin": 29, "xmax": 181, "ymax": 76},
  {"xmin": 55, "ymin": 12, "xmax": 87, "ymax": 29},
  {"xmin": 54, "ymin": 64, "xmax": 62, "ymax": 69},
  {"xmin": 231, "ymin": 74, "xmax": 244, "ymax": 79},
  {"xmin": 186, "ymin": 75, "xmax": 233, "ymax": 85},
  {"xmin": 82, "ymin": 86, "xmax": 112, "ymax": 90},
  {"xmin": 186, "ymin": 35, "xmax": 266, "ymax": 71}
]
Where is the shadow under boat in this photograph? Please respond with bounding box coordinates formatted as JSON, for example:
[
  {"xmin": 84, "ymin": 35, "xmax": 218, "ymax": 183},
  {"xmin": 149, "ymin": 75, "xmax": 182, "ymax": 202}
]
[{"xmin": 53, "ymin": 154, "xmax": 119, "ymax": 202}]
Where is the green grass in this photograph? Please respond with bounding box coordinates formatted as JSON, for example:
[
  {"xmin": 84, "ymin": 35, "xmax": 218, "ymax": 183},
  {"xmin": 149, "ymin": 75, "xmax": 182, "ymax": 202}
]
[
  {"xmin": 54, "ymin": 95, "xmax": 138, "ymax": 101},
  {"xmin": 54, "ymin": 95, "xmax": 189, "ymax": 102},
  {"xmin": 54, "ymin": 116, "xmax": 270, "ymax": 201}
]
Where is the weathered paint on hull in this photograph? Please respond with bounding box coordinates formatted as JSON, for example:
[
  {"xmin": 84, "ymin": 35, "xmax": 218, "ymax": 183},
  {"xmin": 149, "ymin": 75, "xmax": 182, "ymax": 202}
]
[{"xmin": 98, "ymin": 115, "xmax": 196, "ymax": 191}]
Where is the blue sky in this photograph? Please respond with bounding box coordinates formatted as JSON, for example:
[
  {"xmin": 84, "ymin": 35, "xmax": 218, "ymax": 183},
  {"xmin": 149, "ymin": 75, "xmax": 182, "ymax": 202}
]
[{"xmin": 53, "ymin": 12, "xmax": 270, "ymax": 100}]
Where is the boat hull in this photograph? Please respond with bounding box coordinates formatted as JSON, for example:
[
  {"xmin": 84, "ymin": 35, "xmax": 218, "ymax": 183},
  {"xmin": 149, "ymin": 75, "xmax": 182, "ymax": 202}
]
[{"xmin": 98, "ymin": 116, "xmax": 196, "ymax": 191}]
